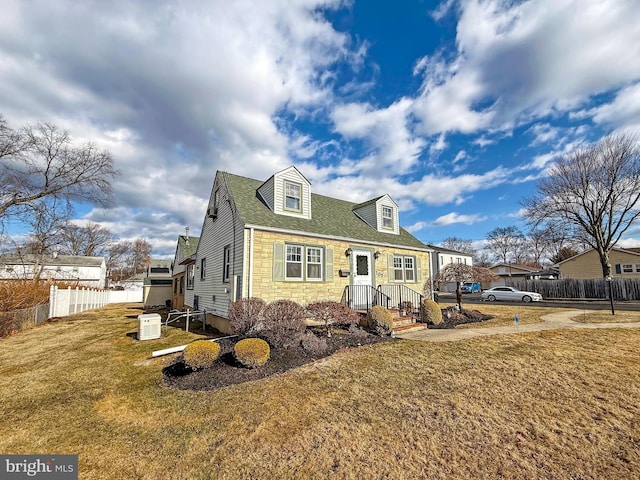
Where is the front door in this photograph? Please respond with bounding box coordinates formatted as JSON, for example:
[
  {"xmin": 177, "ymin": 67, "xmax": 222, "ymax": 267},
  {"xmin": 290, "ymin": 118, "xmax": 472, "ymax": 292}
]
[{"xmin": 352, "ymin": 250, "xmax": 373, "ymax": 309}]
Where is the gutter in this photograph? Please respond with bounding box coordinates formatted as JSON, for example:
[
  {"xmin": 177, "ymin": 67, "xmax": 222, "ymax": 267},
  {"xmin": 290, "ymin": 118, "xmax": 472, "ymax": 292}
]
[{"xmin": 249, "ymin": 227, "xmax": 254, "ymax": 297}]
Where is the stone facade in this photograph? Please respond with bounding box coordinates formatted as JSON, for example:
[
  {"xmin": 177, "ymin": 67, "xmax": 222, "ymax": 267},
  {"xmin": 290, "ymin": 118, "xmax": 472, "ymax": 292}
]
[{"xmin": 247, "ymin": 229, "xmax": 430, "ymax": 305}]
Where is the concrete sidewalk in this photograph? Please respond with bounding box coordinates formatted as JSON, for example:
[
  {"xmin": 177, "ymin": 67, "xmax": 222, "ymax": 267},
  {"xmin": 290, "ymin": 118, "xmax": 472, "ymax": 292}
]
[{"xmin": 394, "ymin": 310, "xmax": 640, "ymax": 342}]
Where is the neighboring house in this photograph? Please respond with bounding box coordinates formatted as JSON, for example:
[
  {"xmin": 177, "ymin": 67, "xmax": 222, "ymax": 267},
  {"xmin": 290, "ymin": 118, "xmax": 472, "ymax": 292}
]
[
  {"xmin": 488, "ymin": 263, "xmax": 542, "ymax": 287},
  {"xmin": 112, "ymin": 273, "xmax": 144, "ymax": 291},
  {"xmin": 170, "ymin": 234, "xmax": 199, "ymax": 310},
  {"xmin": 143, "ymin": 259, "xmax": 173, "ymax": 308},
  {"xmin": 186, "ymin": 166, "xmax": 433, "ymax": 333},
  {"xmin": 0, "ymin": 253, "xmax": 106, "ymax": 288},
  {"xmin": 427, "ymin": 245, "xmax": 474, "ymax": 293},
  {"xmin": 557, "ymin": 247, "xmax": 640, "ymax": 279}
]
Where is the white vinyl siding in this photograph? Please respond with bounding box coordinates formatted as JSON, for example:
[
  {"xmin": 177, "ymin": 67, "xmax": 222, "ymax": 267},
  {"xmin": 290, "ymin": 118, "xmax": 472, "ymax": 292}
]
[
  {"xmin": 188, "ymin": 171, "xmax": 244, "ymax": 315},
  {"xmin": 259, "ymin": 166, "xmax": 311, "ymax": 219},
  {"xmin": 352, "ymin": 195, "xmax": 399, "ymax": 234}
]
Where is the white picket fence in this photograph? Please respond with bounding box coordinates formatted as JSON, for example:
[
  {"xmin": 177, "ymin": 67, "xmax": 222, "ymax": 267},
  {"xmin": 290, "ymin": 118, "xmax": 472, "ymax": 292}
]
[{"xmin": 48, "ymin": 285, "xmax": 143, "ymax": 319}]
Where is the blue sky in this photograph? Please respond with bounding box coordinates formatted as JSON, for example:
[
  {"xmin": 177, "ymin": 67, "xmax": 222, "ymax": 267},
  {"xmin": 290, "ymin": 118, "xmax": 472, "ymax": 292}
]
[{"xmin": 1, "ymin": 0, "xmax": 640, "ymax": 257}]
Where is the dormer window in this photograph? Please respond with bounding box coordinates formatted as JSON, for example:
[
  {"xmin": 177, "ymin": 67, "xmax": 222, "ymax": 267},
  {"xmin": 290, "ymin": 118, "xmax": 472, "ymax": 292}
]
[
  {"xmin": 284, "ymin": 181, "xmax": 302, "ymax": 212},
  {"xmin": 256, "ymin": 166, "xmax": 312, "ymax": 219},
  {"xmin": 382, "ymin": 206, "xmax": 394, "ymax": 229}
]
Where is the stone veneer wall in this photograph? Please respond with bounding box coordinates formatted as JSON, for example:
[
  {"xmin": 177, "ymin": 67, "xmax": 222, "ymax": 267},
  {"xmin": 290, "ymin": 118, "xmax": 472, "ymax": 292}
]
[{"xmin": 248, "ymin": 229, "xmax": 430, "ymax": 305}]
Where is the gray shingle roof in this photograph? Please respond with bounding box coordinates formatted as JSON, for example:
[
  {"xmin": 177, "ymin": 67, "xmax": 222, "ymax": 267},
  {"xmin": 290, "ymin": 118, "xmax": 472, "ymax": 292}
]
[
  {"xmin": 223, "ymin": 172, "xmax": 429, "ymax": 250},
  {"xmin": 178, "ymin": 235, "xmax": 199, "ymax": 258},
  {"xmin": 0, "ymin": 254, "xmax": 105, "ymax": 267}
]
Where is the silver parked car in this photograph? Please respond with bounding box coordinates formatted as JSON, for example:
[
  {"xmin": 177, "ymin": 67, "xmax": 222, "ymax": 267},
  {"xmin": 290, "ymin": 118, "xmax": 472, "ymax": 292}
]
[{"xmin": 481, "ymin": 286, "xmax": 542, "ymax": 303}]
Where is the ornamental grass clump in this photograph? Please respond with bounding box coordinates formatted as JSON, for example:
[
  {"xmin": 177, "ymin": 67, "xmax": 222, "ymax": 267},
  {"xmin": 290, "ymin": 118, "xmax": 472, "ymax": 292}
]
[
  {"xmin": 421, "ymin": 298, "xmax": 443, "ymax": 326},
  {"xmin": 366, "ymin": 306, "xmax": 393, "ymax": 336},
  {"xmin": 233, "ymin": 338, "xmax": 270, "ymax": 368},
  {"xmin": 182, "ymin": 340, "xmax": 221, "ymax": 370}
]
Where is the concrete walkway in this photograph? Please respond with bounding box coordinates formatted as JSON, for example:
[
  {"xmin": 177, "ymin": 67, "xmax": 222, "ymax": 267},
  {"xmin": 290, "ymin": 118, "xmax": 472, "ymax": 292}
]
[{"xmin": 394, "ymin": 310, "xmax": 640, "ymax": 342}]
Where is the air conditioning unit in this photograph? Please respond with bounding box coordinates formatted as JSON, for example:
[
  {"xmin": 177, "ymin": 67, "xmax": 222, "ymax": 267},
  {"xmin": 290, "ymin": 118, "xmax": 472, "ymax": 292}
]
[
  {"xmin": 207, "ymin": 207, "xmax": 218, "ymax": 219},
  {"xmin": 138, "ymin": 313, "xmax": 161, "ymax": 341}
]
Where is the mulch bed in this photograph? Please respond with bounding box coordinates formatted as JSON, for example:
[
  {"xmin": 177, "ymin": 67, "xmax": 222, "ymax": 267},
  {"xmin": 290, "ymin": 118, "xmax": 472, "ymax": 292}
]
[
  {"xmin": 163, "ymin": 327, "xmax": 394, "ymax": 391},
  {"xmin": 164, "ymin": 309, "xmax": 493, "ymax": 391}
]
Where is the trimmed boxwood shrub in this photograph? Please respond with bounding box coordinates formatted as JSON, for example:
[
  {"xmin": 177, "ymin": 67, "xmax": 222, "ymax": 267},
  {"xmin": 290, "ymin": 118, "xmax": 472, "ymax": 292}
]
[
  {"xmin": 234, "ymin": 338, "xmax": 270, "ymax": 368},
  {"xmin": 421, "ymin": 298, "xmax": 443, "ymax": 325},
  {"xmin": 183, "ymin": 340, "xmax": 221, "ymax": 370},
  {"xmin": 366, "ymin": 306, "xmax": 393, "ymax": 336}
]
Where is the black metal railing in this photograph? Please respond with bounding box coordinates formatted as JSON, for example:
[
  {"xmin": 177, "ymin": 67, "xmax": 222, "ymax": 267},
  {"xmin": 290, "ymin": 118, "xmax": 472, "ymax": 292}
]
[
  {"xmin": 341, "ymin": 285, "xmax": 391, "ymax": 312},
  {"xmin": 377, "ymin": 284, "xmax": 424, "ymax": 321}
]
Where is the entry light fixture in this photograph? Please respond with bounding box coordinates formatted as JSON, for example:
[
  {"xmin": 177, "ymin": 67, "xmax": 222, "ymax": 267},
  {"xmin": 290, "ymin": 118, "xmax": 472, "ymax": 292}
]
[{"xmin": 345, "ymin": 248, "xmax": 353, "ymax": 257}]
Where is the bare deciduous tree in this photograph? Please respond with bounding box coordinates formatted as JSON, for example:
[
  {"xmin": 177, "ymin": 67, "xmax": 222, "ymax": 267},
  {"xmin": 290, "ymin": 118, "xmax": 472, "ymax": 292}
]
[
  {"xmin": 522, "ymin": 133, "xmax": 640, "ymax": 278},
  {"xmin": 485, "ymin": 226, "xmax": 525, "ymax": 264},
  {"xmin": 107, "ymin": 238, "xmax": 152, "ymax": 283},
  {"xmin": 58, "ymin": 222, "xmax": 113, "ymax": 257},
  {"xmin": 0, "ymin": 115, "xmax": 117, "ymax": 224},
  {"xmin": 439, "ymin": 236, "xmax": 477, "ymax": 256}
]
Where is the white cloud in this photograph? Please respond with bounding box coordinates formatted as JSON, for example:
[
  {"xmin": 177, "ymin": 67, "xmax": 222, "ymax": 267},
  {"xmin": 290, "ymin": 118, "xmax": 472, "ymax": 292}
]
[
  {"xmin": 575, "ymin": 82, "xmax": 640, "ymax": 133},
  {"xmin": 415, "ymin": 0, "xmax": 640, "ymax": 135},
  {"xmin": 432, "ymin": 212, "xmax": 487, "ymax": 226},
  {"xmin": 330, "ymin": 98, "xmax": 425, "ymax": 174}
]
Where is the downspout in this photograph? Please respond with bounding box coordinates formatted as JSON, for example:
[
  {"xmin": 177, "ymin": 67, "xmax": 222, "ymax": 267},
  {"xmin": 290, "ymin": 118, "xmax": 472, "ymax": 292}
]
[{"xmin": 248, "ymin": 227, "xmax": 254, "ymax": 297}]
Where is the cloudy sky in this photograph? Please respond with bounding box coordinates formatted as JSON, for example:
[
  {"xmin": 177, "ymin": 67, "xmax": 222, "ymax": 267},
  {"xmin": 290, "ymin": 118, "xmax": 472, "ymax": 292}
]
[{"xmin": 2, "ymin": 0, "xmax": 640, "ymax": 257}]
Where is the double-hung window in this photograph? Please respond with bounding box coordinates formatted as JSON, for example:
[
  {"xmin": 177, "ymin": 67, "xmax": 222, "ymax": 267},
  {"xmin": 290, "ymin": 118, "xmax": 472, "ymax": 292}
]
[
  {"xmin": 286, "ymin": 245, "xmax": 303, "ymax": 279},
  {"xmin": 284, "ymin": 181, "xmax": 302, "ymax": 212},
  {"xmin": 393, "ymin": 255, "xmax": 416, "ymax": 282},
  {"xmin": 223, "ymin": 246, "xmax": 231, "ymax": 282},
  {"xmin": 404, "ymin": 257, "xmax": 415, "ymax": 281},
  {"xmin": 393, "ymin": 256, "xmax": 404, "ymax": 281},
  {"xmin": 200, "ymin": 258, "xmax": 206, "ymax": 280},
  {"xmin": 285, "ymin": 244, "xmax": 323, "ymax": 281},
  {"xmin": 382, "ymin": 206, "xmax": 393, "ymax": 229},
  {"xmin": 306, "ymin": 247, "xmax": 323, "ymax": 281},
  {"xmin": 186, "ymin": 264, "xmax": 195, "ymax": 289}
]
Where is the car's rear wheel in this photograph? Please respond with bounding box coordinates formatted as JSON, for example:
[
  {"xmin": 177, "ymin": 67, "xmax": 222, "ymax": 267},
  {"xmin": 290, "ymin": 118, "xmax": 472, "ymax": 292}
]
[
  {"xmin": 522, "ymin": 295, "xmax": 532, "ymax": 303},
  {"xmin": 487, "ymin": 294, "xmax": 496, "ymax": 302}
]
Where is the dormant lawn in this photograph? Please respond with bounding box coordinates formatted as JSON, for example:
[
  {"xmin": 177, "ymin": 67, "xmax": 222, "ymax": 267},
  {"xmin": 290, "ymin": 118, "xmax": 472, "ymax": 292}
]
[{"xmin": 1, "ymin": 303, "xmax": 639, "ymax": 479}]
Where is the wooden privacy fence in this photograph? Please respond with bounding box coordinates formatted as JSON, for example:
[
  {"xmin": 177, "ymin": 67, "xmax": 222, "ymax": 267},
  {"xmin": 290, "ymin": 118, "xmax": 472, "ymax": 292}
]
[{"xmin": 508, "ymin": 278, "xmax": 640, "ymax": 301}]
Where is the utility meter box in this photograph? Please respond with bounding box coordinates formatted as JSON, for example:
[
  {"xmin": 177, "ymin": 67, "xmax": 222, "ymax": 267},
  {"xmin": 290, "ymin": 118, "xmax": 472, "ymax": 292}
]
[{"xmin": 138, "ymin": 313, "xmax": 161, "ymax": 341}]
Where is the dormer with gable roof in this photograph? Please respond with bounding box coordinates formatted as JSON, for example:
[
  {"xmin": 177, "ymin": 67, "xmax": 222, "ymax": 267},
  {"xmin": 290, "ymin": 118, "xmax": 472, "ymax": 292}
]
[
  {"xmin": 257, "ymin": 166, "xmax": 312, "ymax": 220},
  {"xmin": 352, "ymin": 194, "xmax": 400, "ymax": 235}
]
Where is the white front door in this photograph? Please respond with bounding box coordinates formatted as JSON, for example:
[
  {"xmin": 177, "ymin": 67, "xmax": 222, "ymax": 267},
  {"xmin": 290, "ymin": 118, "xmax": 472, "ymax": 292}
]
[{"xmin": 352, "ymin": 250, "xmax": 373, "ymax": 309}]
